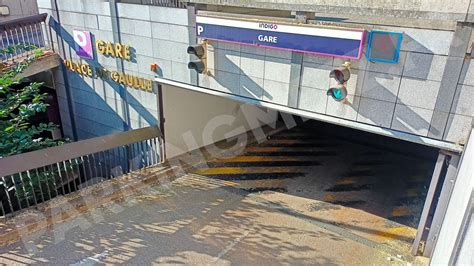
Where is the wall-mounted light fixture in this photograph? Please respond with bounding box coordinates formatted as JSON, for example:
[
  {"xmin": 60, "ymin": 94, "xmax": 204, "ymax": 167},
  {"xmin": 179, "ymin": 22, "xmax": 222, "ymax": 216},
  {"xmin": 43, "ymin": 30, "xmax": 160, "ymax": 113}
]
[{"xmin": 0, "ymin": 6, "xmax": 10, "ymax": 16}]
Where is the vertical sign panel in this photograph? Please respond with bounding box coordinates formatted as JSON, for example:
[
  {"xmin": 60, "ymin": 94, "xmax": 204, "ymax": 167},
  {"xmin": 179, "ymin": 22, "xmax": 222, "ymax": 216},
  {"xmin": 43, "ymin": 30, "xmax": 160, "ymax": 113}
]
[
  {"xmin": 73, "ymin": 30, "xmax": 94, "ymax": 60},
  {"xmin": 366, "ymin": 30, "xmax": 403, "ymax": 63},
  {"xmin": 196, "ymin": 16, "xmax": 365, "ymax": 60}
]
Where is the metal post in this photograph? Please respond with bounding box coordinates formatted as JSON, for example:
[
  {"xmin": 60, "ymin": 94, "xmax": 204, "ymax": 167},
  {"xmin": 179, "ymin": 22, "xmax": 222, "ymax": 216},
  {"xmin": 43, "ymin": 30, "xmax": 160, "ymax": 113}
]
[
  {"xmin": 187, "ymin": 3, "xmax": 198, "ymax": 86},
  {"xmin": 156, "ymin": 83, "xmax": 166, "ymax": 162},
  {"xmin": 423, "ymin": 152, "xmax": 461, "ymax": 257},
  {"xmin": 411, "ymin": 153, "xmax": 447, "ymax": 255}
]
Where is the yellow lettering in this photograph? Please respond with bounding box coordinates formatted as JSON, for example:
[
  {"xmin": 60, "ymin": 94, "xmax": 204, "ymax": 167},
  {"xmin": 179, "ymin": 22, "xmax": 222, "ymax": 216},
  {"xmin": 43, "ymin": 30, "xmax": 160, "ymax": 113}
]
[
  {"xmin": 96, "ymin": 40, "xmax": 106, "ymax": 55},
  {"xmin": 145, "ymin": 80, "xmax": 152, "ymax": 92},
  {"xmin": 111, "ymin": 71, "xmax": 120, "ymax": 82},
  {"xmin": 123, "ymin": 45, "xmax": 131, "ymax": 60},
  {"xmin": 95, "ymin": 40, "xmax": 133, "ymax": 60},
  {"xmin": 73, "ymin": 62, "xmax": 80, "ymax": 73},
  {"xmin": 125, "ymin": 74, "xmax": 134, "ymax": 87},
  {"xmin": 87, "ymin": 65, "xmax": 93, "ymax": 77},
  {"xmin": 64, "ymin": 60, "xmax": 72, "ymax": 70},
  {"xmin": 80, "ymin": 64, "xmax": 88, "ymax": 76},
  {"xmin": 133, "ymin": 75, "xmax": 139, "ymax": 88},
  {"xmin": 115, "ymin": 43, "xmax": 123, "ymax": 59},
  {"xmin": 105, "ymin": 42, "xmax": 115, "ymax": 57},
  {"xmin": 119, "ymin": 73, "xmax": 126, "ymax": 85},
  {"xmin": 138, "ymin": 78, "xmax": 145, "ymax": 90}
]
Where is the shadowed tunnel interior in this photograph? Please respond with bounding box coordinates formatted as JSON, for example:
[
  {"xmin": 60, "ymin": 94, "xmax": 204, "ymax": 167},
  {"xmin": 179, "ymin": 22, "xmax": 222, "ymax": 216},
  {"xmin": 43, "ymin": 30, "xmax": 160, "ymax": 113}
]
[{"xmin": 191, "ymin": 116, "xmax": 439, "ymax": 250}]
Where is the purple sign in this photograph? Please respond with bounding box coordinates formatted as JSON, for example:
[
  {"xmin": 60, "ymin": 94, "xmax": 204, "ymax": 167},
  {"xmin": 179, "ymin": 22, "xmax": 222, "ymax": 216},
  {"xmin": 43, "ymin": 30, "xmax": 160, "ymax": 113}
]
[
  {"xmin": 73, "ymin": 30, "xmax": 94, "ymax": 60},
  {"xmin": 196, "ymin": 16, "xmax": 365, "ymax": 59}
]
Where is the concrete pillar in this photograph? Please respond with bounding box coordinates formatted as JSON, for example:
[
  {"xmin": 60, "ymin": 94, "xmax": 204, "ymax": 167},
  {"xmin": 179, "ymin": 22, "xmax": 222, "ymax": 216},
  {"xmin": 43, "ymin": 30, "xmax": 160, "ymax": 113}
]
[{"xmin": 428, "ymin": 22, "xmax": 473, "ymax": 140}]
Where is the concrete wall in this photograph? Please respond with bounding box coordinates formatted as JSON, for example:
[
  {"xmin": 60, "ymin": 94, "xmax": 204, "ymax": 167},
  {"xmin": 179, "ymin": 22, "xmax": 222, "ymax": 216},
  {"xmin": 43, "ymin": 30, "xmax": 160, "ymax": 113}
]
[
  {"xmin": 189, "ymin": 0, "xmax": 473, "ymax": 22},
  {"xmin": 0, "ymin": 0, "xmax": 38, "ymax": 21},
  {"xmin": 39, "ymin": 1, "xmax": 272, "ymax": 158},
  {"xmin": 199, "ymin": 22, "xmax": 474, "ymax": 145},
  {"xmin": 431, "ymin": 126, "xmax": 474, "ymax": 264},
  {"xmin": 162, "ymin": 85, "xmax": 270, "ymax": 158},
  {"xmin": 38, "ymin": 0, "xmax": 474, "ymax": 148},
  {"xmin": 454, "ymin": 210, "xmax": 474, "ymax": 265},
  {"xmin": 38, "ymin": 1, "xmax": 193, "ymax": 140}
]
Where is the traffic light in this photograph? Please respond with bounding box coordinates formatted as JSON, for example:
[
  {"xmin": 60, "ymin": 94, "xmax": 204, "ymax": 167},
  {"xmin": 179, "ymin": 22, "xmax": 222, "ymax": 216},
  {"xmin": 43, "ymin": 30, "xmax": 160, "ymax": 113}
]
[
  {"xmin": 327, "ymin": 62, "xmax": 351, "ymax": 102},
  {"xmin": 187, "ymin": 41, "xmax": 208, "ymax": 74}
]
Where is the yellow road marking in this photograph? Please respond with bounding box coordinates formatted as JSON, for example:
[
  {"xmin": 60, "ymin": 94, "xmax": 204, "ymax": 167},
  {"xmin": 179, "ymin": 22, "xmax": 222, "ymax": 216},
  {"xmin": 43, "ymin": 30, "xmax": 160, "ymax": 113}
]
[
  {"xmin": 194, "ymin": 167, "xmax": 296, "ymax": 175},
  {"xmin": 244, "ymin": 147, "xmax": 284, "ymax": 152},
  {"xmin": 375, "ymin": 226, "xmax": 416, "ymax": 241},
  {"xmin": 336, "ymin": 177, "xmax": 359, "ymax": 185},
  {"xmin": 244, "ymin": 147, "xmax": 329, "ymax": 152},
  {"xmin": 402, "ymin": 188, "xmax": 423, "ymax": 198},
  {"xmin": 222, "ymin": 181, "xmax": 239, "ymax": 187},
  {"xmin": 323, "ymin": 194, "xmax": 336, "ymax": 201},
  {"xmin": 264, "ymin": 139, "xmax": 323, "ymax": 145},
  {"xmin": 391, "ymin": 206, "xmax": 414, "ymax": 217},
  {"xmin": 215, "ymin": 156, "xmax": 317, "ymax": 163}
]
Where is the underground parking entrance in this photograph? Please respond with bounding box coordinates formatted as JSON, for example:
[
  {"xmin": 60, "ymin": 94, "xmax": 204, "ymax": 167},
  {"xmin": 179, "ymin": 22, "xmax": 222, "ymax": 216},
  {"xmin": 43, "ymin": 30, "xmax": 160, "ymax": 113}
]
[{"xmin": 188, "ymin": 115, "xmax": 451, "ymax": 257}]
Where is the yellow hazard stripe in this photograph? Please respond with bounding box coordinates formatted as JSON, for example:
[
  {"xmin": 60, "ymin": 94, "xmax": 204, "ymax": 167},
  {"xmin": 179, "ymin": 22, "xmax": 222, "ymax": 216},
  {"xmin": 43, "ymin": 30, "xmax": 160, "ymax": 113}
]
[
  {"xmin": 391, "ymin": 206, "xmax": 415, "ymax": 217},
  {"xmin": 244, "ymin": 146, "xmax": 326, "ymax": 152},
  {"xmin": 264, "ymin": 139, "xmax": 322, "ymax": 145},
  {"xmin": 375, "ymin": 226, "xmax": 416, "ymax": 241},
  {"xmin": 336, "ymin": 177, "xmax": 359, "ymax": 185},
  {"xmin": 402, "ymin": 188, "xmax": 423, "ymax": 198},
  {"xmin": 215, "ymin": 156, "xmax": 317, "ymax": 163},
  {"xmin": 194, "ymin": 167, "xmax": 296, "ymax": 175}
]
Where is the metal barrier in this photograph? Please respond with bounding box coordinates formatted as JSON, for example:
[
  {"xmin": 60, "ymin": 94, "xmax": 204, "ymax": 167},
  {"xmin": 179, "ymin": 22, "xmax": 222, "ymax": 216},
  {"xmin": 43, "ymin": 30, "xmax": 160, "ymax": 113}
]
[
  {"xmin": 0, "ymin": 13, "xmax": 53, "ymax": 62},
  {"xmin": 119, "ymin": 0, "xmax": 187, "ymax": 8},
  {"xmin": 0, "ymin": 126, "xmax": 164, "ymax": 218}
]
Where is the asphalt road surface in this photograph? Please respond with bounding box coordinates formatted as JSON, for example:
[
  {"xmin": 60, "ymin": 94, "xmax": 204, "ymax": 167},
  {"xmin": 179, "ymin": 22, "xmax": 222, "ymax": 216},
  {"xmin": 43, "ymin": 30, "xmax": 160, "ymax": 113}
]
[{"xmin": 0, "ymin": 124, "xmax": 432, "ymax": 265}]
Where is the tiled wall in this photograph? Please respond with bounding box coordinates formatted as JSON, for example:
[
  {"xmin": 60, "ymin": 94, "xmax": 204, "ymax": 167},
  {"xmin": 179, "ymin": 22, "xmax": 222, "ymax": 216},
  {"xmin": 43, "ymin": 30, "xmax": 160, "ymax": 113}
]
[
  {"xmin": 0, "ymin": 0, "xmax": 39, "ymax": 22},
  {"xmin": 39, "ymin": 1, "xmax": 192, "ymax": 139},
  {"xmin": 39, "ymin": 0, "xmax": 474, "ymax": 145},
  {"xmin": 198, "ymin": 24, "xmax": 474, "ymax": 145}
]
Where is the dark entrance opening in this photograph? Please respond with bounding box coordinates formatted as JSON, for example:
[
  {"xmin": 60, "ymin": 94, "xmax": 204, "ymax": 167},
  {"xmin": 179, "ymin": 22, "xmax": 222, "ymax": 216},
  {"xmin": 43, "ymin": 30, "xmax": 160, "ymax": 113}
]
[{"xmin": 192, "ymin": 116, "xmax": 440, "ymax": 255}]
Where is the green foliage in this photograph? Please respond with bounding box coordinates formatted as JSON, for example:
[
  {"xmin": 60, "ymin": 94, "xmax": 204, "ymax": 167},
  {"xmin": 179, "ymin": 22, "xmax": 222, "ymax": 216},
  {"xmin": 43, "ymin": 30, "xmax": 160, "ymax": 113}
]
[
  {"xmin": 0, "ymin": 45, "xmax": 69, "ymax": 211},
  {"xmin": 0, "ymin": 46, "xmax": 66, "ymax": 157},
  {"xmin": 7, "ymin": 160, "xmax": 79, "ymax": 204}
]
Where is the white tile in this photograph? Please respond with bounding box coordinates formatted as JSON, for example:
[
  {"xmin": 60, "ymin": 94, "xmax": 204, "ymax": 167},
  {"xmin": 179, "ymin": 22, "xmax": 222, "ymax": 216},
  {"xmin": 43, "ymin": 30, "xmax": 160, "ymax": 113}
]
[
  {"xmin": 452, "ymin": 85, "xmax": 474, "ymax": 116},
  {"xmin": 264, "ymin": 57, "xmax": 291, "ymax": 83},
  {"xmin": 397, "ymin": 78, "xmax": 441, "ymax": 110},
  {"xmin": 362, "ymin": 71, "xmax": 401, "ymax": 102},
  {"xmin": 326, "ymin": 95, "xmax": 360, "ymax": 121},
  {"xmin": 263, "ymin": 80, "xmax": 290, "ymax": 105},
  {"xmin": 240, "ymin": 75, "xmax": 264, "ymax": 100},
  {"xmin": 444, "ymin": 114, "xmax": 473, "ymax": 144},
  {"xmin": 117, "ymin": 3, "xmax": 150, "ymax": 21},
  {"xmin": 298, "ymin": 86, "xmax": 327, "ymax": 114},
  {"xmin": 240, "ymin": 53, "xmax": 265, "ymax": 78},
  {"xmin": 357, "ymin": 98, "xmax": 395, "ymax": 128},
  {"xmin": 301, "ymin": 62, "xmax": 331, "ymax": 89},
  {"xmin": 391, "ymin": 104, "xmax": 433, "ymax": 136}
]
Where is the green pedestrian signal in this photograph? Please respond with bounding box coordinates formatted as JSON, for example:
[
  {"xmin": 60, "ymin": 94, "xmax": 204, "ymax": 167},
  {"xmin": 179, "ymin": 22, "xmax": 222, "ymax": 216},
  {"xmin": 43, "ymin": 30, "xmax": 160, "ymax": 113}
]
[
  {"xmin": 327, "ymin": 85, "xmax": 347, "ymax": 102},
  {"xmin": 328, "ymin": 62, "xmax": 351, "ymax": 102}
]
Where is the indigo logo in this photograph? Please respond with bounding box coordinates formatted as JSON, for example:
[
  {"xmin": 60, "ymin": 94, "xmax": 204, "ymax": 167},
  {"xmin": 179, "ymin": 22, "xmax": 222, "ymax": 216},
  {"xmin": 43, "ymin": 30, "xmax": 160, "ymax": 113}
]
[
  {"xmin": 73, "ymin": 30, "xmax": 94, "ymax": 60},
  {"xmin": 259, "ymin": 23, "xmax": 278, "ymax": 30}
]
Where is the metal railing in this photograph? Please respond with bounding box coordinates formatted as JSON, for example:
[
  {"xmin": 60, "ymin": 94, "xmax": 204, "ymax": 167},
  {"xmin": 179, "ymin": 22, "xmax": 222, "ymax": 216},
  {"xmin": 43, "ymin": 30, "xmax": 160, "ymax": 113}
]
[
  {"xmin": 0, "ymin": 126, "xmax": 164, "ymax": 218},
  {"xmin": 0, "ymin": 13, "xmax": 53, "ymax": 63},
  {"xmin": 118, "ymin": 0, "xmax": 187, "ymax": 8}
]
